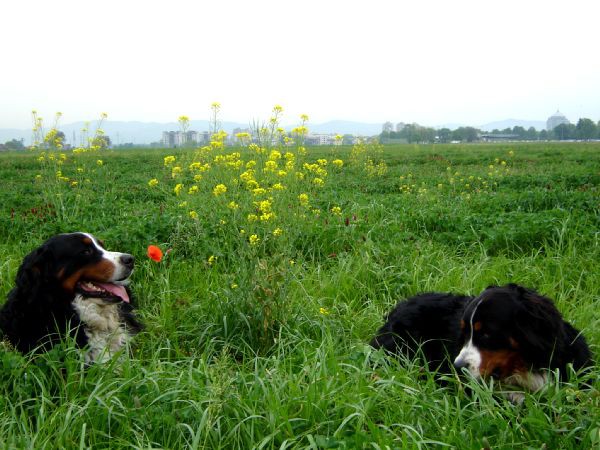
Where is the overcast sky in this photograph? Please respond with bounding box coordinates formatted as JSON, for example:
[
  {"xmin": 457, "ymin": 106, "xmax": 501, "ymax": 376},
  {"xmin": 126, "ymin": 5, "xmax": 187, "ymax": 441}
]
[{"xmin": 1, "ymin": 0, "xmax": 599, "ymax": 129}]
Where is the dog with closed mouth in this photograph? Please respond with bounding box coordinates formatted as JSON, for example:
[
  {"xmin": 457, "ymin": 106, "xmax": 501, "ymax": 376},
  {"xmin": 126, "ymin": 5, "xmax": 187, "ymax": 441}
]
[
  {"xmin": 371, "ymin": 284, "xmax": 592, "ymax": 402},
  {"xmin": 0, "ymin": 232, "xmax": 142, "ymax": 363}
]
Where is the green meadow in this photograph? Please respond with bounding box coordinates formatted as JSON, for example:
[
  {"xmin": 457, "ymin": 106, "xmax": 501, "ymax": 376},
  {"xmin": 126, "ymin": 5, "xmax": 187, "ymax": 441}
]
[{"xmin": 0, "ymin": 140, "xmax": 598, "ymax": 449}]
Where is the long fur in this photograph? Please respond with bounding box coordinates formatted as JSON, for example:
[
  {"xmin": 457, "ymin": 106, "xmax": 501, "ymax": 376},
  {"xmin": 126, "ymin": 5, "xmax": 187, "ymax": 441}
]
[
  {"xmin": 371, "ymin": 284, "xmax": 592, "ymax": 396},
  {"xmin": 0, "ymin": 233, "xmax": 142, "ymax": 362}
]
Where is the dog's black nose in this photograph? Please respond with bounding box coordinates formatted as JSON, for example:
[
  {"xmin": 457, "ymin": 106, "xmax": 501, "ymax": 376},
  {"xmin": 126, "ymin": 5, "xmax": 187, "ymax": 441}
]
[{"xmin": 120, "ymin": 254, "xmax": 135, "ymax": 268}]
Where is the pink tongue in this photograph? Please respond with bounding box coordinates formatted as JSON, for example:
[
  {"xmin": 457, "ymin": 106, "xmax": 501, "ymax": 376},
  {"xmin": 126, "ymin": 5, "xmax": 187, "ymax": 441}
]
[{"xmin": 95, "ymin": 282, "xmax": 130, "ymax": 303}]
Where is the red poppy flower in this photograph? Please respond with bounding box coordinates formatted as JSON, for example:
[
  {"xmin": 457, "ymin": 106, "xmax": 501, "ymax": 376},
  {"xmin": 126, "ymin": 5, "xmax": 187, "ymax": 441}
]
[{"xmin": 147, "ymin": 245, "xmax": 163, "ymax": 262}]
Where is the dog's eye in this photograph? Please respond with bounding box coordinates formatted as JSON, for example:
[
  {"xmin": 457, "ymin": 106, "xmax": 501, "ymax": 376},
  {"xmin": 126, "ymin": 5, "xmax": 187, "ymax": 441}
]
[{"xmin": 82, "ymin": 248, "xmax": 93, "ymax": 256}]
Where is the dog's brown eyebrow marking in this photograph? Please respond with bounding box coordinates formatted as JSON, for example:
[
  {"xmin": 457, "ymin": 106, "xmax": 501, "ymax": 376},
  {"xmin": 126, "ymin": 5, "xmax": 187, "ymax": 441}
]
[
  {"xmin": 474, "ymin": 321, "xmax": 482, "ymax": 331},
  {"xmin": 82, "ymin": 237, "xmax": 93, "ymax": 245},
  {"xmin": 460, "ymin": 320, "xmax": 465, "ymax": 329}
]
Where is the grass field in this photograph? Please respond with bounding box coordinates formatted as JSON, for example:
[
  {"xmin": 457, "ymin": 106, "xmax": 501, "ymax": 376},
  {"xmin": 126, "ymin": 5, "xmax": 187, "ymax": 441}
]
[{"xmin": 0, "ymin": 141, "xmax": 598, "ymax": 449}]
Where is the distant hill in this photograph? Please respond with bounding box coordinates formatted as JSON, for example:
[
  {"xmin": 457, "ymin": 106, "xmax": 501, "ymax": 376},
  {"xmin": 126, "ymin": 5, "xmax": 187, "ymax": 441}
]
[
  {"xmin": 0, "ymin": 118, "xmax": 549, "ymax": 145},
  {"xmin": 479, "ymin": 119, "xmax": 546, "ymax": 132},
  {"xmin": 0, "ymin": 119, "xmax": 383, "ymax": 145},
  {"xmin": 307, "ymin": 120, "xmax": 382, "ymax": 135}
]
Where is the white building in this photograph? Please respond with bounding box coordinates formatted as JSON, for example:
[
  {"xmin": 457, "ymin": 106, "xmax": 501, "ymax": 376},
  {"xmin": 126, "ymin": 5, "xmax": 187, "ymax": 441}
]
[{"xmin": 546, "ymin": 110, "xmax": 570, "ymax": 131}]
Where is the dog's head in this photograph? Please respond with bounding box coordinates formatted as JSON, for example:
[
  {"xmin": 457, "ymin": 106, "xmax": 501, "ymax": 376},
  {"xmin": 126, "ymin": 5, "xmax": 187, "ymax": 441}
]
[
  {"xmin": 16, "ymin": 232, "xmax": 134, "ymax": 303},
  {"xmin": 453, "ymin": 284, "xmax": 566, "ymax": 382}
]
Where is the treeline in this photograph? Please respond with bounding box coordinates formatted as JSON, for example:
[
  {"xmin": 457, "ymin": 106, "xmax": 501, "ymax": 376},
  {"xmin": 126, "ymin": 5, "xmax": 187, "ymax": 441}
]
[{"xmin": 381, "ymin": 118, "xmax": 600, "ymax": 143}]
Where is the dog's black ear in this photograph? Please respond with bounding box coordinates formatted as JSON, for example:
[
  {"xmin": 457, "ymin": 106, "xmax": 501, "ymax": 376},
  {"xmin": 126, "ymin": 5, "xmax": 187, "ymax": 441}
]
[
  {"xmin": 15, "ymin": 245, "xmax": 54, "ymax": 293},
  {"xmin": 513, "ymin": 289, "xmax": 565, "ymax": 366}
]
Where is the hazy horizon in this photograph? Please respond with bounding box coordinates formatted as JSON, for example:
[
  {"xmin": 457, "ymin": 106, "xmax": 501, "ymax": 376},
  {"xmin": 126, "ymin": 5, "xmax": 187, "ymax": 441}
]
[{"xmin": 2, "ymin": 0, "xmax": 599, "ymax": 130}]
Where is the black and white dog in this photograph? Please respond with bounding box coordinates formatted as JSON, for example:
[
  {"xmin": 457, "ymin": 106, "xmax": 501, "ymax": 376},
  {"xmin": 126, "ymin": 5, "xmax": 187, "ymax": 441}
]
[
  {"xmin": 0, "ymin": 232, "xmax": 142, "ymax": 363},
  {"xmin": 371, "ymin": 284, "xmax": 592, "ymax": 401}
]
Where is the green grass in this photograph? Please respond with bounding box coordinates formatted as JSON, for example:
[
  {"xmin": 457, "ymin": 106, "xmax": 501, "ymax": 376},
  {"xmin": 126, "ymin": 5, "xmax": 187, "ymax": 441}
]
[{"xmin": 0, "ymin": 142, "xmax": 599, "ymax": 449}]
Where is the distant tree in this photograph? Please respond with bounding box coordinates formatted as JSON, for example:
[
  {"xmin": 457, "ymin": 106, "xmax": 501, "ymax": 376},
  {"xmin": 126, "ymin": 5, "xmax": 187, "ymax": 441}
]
[
  {"xmin": 512, "ymin": 126, "xmax": 526, "ymax": 138},
  {"xmin": 452, "ymin": 127, "xmax": 479, "ymax": 142},
  {"xmin": 575, "ymin": 118, "xmax": 597, "ymax": 140},
  {"xmin": 502, "ymin": 127, "xmax": 512, "ymax": 134},
  {"xmin": 3, "ymin": 139, "xmax": 25, "ymax": 150},
  {"xmin": 552, "ymin": 123, "xmax": 576, "ymax": 140},
  {"xmin": 539, "ymin": 129, "xmax": 548, "ymax": 140},
  {"xmin": 526, "ymin": 127, "xmax": 538, "ymax": 140},
  {"xmin": 342, "ymin": 134, "xmax": 354, "ymax": 145},
  {"xmin": 91, "ymin": 135, "xmax": 111, "ymax": 148},
  {"xmin": 437, "ymin": 128, "xmax": 451, "ymax": 143}
]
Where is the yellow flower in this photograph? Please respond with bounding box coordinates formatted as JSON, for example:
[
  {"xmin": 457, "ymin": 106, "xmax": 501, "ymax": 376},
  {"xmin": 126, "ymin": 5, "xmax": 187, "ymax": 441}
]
[
  {"xmin": 289, "ymin": 259, "xmax": 295, "ymax": 266},
  {"xmin": 171, "ymin": 166, "xmax": 182, "ymax": 178},
  {"xmin": 249, "ymin": 234, "xmax": 260, "ymax": 246},
  {"xmin": 269, "ymin": 150, "xmax": 282, "ymax": 161},
  {"xmin": 319, "ymin": 307, "xmax": 330, "ymax": 315},
  {"xmin": 207, "ymin": 255, "xmax": 217, "ymax": 266},
  {"xmin": 148, "ymin": 178, "xmax": 159, "ymax": 187},
  {"xmin": 330, "ymin": 206, "xmax": 342, "ymax": 216},
  {"xmin": 298, "ymin": 193, "xmax": 309, "ymax": 205},
  {"xmin": 174, "ymin": 183, "xmax": 184, "ymax": 195},
  {"xmin": 164, "ymin": 155, "xmax": 176, "ymax": 166},
  {"xmin": 35, "ymin": 174, "xmax": 42, "ymax": 181},
  {"xmin": 178, "ymin": 201, "xmax": 188, "ymax": 208},
  {"xmin": 313, "ymin": 178, "xmax": 324, "ymax": 187},
  {"xmin": 264, "ymin": 160, "xmax": 278, "ymax": 172},
  {"xmin": 230, "ymin": 283, "xmax": 239, "ymax": 289},
  {"xmin": 273, "ymin": 228, "xmax": 283, "ymax": 236},
  {"xmin": 96, "ymin": 159, "xmax": 103, "ymax": 166},
  {"xmin": 332, "ymin": 159, "xmax": 343, "ymax": 168},
  {"xmin": 213, "ymin": 184, "xmax": 227, "ymax": 196},
  {"xmin": 188, "ymin": 185, "xmax": 199, "ymax": 194},
  {"xmin": 189, "ymin": 210, "xmax": 198, "ymax": 219},
  {"xmin": 228, "ymin": 201, "xmax": 239, "ymax": 210},
  {"xmin": 193, "ymin": 174, "xmax": 203, "ymax": 182},
  {"xmin": 247, "ymin": 213, "xmax": 259, "ymax": 222},
  {"xmin": 260, "ymin": 212, "xmax": 276, "ymax": 222},
  {"xmin": 255, "ymin": 199, "xmax": 272, "ymax": 213}
]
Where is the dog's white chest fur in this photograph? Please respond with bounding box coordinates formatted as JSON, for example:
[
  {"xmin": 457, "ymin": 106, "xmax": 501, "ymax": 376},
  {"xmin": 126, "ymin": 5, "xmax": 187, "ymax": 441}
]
[{"xmin": 72, "ymin": 295, "xmax": 132, "ymax": 363}]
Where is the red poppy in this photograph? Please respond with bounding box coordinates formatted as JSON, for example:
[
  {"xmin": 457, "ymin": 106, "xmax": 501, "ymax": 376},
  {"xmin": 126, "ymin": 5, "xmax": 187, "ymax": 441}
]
[{"xmin": 147, "ymin": 245, "xmax": 163, "ymax": 262}]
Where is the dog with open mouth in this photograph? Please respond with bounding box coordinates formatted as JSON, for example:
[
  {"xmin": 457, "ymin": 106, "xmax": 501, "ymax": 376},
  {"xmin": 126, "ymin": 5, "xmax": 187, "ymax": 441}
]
[{"xmin": 0, "ymin": 232, "xmax": 142, "ymax": 363}]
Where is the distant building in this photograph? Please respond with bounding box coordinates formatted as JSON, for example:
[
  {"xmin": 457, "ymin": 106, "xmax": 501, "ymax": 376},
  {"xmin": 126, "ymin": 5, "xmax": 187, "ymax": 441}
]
[
  {"xmin": 161, "ymin": 130, "xmax": 205, "ymax": 147},
  {"xmin": 162, "ymin": 131, "xmax": 176, "ymax": 147},
  {"xmin": 546, "ymin": 110, "xmax": 570, "ymax": 131},
  {"xmin": 305, "ymin": 134, "xmax": 336, "ymax": 146}
]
